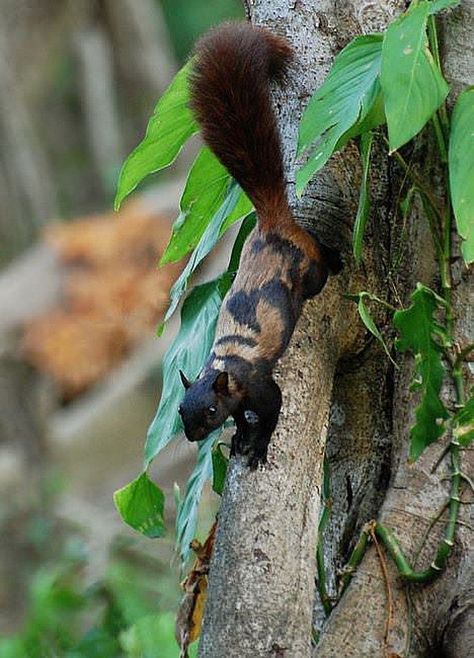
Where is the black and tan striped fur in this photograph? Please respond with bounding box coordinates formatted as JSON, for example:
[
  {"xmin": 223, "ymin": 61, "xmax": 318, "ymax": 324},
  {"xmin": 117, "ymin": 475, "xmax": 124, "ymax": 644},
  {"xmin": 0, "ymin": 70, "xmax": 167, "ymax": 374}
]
[{"xmin": 178, "ymin": 23, "xmax": 339, "ymax": 467}]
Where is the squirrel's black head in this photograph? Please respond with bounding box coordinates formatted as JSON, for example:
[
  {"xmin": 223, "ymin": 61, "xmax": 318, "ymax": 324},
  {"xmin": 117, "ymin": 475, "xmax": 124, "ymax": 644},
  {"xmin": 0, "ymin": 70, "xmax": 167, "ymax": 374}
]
[{"xmin": 178, "ymin": 369, "xmax": 236, "ymax": 442}]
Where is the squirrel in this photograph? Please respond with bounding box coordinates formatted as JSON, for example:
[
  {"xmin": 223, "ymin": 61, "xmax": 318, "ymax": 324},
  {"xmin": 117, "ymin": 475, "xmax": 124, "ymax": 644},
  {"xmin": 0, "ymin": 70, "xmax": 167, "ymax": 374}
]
[{"xmin": 178, "ymin": 22, "xmax": 340, "ymax": 468}]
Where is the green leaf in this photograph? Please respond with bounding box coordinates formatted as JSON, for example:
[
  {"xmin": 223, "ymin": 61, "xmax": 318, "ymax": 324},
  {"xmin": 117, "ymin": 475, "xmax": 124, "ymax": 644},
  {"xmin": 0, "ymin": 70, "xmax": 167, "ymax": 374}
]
[
  {"xmin": 428, "ymin": 0, "xmax": 460, "ymax": 13},
  {"xmin": 219, "ymin": 192, "xmax": 254, "ymax": 235},
  {"xmin": 115, "ymin": 62, "xmax": 198, "ymax": 210},
  {"xmin": 381, "ymin": 3, "xmax": 449, "ymax": 152},
  {"xmin": 70, "ymin": 628, "xmax": 119, "ymax": 658},
  {"xmin": 318, "ymin": 454, "xmax": 331, "ymax": 534},
  {"xmin": 176, "ymin": 434, "xmax": 216, "ymax": 564},
  {"xmin": 394, "ymin": 283, "xmax": 449, "ymax": 460},
  {"xmin": 211, "ymin": 442, "xmax": 229, "ymax": 495},
  {"xmin": 160, "ymin": 147, "xmax": 252, "ymax": 265},
  {"xmin": 353, "ymin": 132, "xmax": 374, "ymax": 263},
  {"xmin": 449, "ymin": 86, "xmax": 474, "ymax": 264},
  {"xmin": 400, "ymin": 185, "xmax": 417, "ymax": 218},
  {"xmin": 173, "ymin": 482, "xmax": 182, "ymax": 511},
  {"xmin": 352, "ymin": 292, "xmax": 397, "ymax": 366},
  {"xmin": 119, "ymin": 612, "xmax": 180, "ymax": 658},
  {"xmin": 159, "ymin": 181, "xmax": 243, "ymax": 332},
  {"xmin": 452, "ymin": 393, "xmax": 474, "ymax": 447},
  {"xmin": 113, "ymin": 473, "xmax": 165, "ymax": 538},
  {"xmin": 145, "ymin": 278, "xmax": 228, "ymax": 465},
  {"xmin": 228, "ymin": 212, "xmax": 257, "ymax": 271},
  {"xmin": 296, "ymin": 34, "xmax": 384, "ymax": 194}
]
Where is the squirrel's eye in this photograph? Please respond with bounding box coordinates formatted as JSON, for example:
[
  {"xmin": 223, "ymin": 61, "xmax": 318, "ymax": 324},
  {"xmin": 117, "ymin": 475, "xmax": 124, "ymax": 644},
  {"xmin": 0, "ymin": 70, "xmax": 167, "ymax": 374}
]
[{"xmin": 208, "ymin": 405, "xmax": 217, "ymax": 415}]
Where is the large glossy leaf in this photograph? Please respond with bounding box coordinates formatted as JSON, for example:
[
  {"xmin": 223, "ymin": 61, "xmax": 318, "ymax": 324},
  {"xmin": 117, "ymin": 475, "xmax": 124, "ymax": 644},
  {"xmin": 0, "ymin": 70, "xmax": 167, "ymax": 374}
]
[
  {"xmin": 115, "ymin": 62, "xmax": 198, "ymax": 210},
  {"xmin": 449, "ymin": 86, "xmax": 474, "ymax": 264},
  {"xmin": 381, "ymin": 3, "xmax": 449, "ymax": 152},
  {"xmin": 160, "ymin": 147, "xmax": 252, "ymax": 266},
  {"xmin": 113, "ymin": 472, "xmax": 165, "ymax": 538},
  {"xmin": 394, "ymin": 283, "xmax": 449, "ymax": 460},
  {"xmin": 296, "ymin": 34, "xmax": 384, "ymax": 194},
  {"xmin": 158, "ymin": 181, "xmax": 243, "ymax": 332},
  {"xmin": 353, "ymin": 132, "xmax": 374, "ymax": 263},
  {"xmin": 144, "ymin": 278, "xmax": 228, "ymax": 465},
  {"xmin": 176, "ymin": 434, "xmax": 216, "ymax": 564}
]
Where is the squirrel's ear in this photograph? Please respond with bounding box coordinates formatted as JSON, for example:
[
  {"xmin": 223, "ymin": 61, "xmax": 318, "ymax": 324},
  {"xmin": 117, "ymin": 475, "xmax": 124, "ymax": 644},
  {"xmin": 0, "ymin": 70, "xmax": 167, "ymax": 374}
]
[
  {"xmin": 213, "ymin": 371, "xmax": 229, "ymax": 396},
  {"xmin": 179, "ymin": 370, "xmax": 191, "ymax": 390}
]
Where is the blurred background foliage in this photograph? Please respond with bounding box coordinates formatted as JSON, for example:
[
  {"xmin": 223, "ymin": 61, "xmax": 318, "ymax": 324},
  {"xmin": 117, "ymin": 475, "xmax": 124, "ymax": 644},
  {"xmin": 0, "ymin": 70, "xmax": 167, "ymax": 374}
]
[
  {"xmin": 0, "ymin": 0, "xmax": 243, "ymax": 267},
  {"xmin": 160, "ymin": 0, "xmax": 243, "ymax": 62},
  {"xmin": 0, "ymin": 0, "xmax": 242, "ymax": 655}
]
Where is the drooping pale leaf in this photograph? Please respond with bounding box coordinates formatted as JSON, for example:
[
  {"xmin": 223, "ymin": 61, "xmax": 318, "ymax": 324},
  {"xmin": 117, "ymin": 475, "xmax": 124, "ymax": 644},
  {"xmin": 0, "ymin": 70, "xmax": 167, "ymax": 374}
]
[
  {"xmin": 176, "ymin": 434, "xmax": 216, "ymax": 564},
  {"xmin": 353, "ymin": 132, "xmax": 374, "ymax": 263},
  {"xmin": 350, "ymin": 292, "xmax": 397, "ymax": 366},
  {"xmin": 381, "ymin": 3, "xmax": 449, "ymax": 152},
  {"xmin": 452, "ymin": 394, "xmax": 474, "ymax": 447},
  {"xmin": 145, "ymin": 211, "xmax": 254, "ymax": 465},
  {"xmin": 148, "ymin": 215, "xmax": 255, "ymax": 556},
  {"xmin": 160, "ymin": 147, "xmax": 252, "ymax": 265},
  {"xmin": 173, "ymin": 482, "xmax": 182, "ymax": 511},
  {"xmin": 159, "ymin": 181, "xmax": 243, "ymax": 332},
  {"xmin": 211, "ymin": 442, "xmax": 229, "ymax": 495},
  {"xmin": 296, "ymin": 34, "xmax": 384, "ymax": 194},
  {"xmin": 145, "ymin": 277, "xmax": 230, "ymax": 465},
  {"xmin": 113, "ymin": 473, "xmax": 165, "ymax": 538},
  {"xmin": 449, "ymin": 86, "xmax": 474, "ymax": 264},
  {"xmin": 394, "ymin": 283, "xmax": 449, "ymax": 460},
  {"xmin": 115, "ymin": 62, "xmax": 198, "ymax": 210}
]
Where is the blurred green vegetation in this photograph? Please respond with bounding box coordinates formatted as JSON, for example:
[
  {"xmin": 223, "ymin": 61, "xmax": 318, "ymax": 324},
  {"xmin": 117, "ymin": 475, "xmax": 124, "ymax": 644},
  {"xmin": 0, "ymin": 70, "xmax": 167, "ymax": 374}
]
[
  {"xmin": 0, "ymin": 511, "xmax": 197, "ymax": 658},
  {"xmin": 158, "ymin": 0, "xmax": 244, "ymax": 61}
]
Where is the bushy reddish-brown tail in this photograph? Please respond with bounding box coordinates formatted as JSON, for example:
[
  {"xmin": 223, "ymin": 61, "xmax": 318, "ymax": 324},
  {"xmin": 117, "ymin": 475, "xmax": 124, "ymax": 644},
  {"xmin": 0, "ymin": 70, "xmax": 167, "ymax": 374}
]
[{"xmin": 189, "ymin": 22, "xmax": 293, "ymax": 220}]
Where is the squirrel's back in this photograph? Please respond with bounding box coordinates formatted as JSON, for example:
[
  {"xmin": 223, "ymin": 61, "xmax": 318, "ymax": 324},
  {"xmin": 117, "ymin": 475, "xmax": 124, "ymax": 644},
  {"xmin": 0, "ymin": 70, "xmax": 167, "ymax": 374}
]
[{"xmin": 189, "ymin": 22, "xmax": 293, "ymax": 223}]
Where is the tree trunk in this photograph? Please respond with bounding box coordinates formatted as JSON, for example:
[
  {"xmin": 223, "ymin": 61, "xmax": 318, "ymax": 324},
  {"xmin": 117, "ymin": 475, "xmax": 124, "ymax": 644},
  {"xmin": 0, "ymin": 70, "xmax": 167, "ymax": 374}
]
[{"xmin": 198, "ymin": 2, "xmax": 473, "ymax": 657}]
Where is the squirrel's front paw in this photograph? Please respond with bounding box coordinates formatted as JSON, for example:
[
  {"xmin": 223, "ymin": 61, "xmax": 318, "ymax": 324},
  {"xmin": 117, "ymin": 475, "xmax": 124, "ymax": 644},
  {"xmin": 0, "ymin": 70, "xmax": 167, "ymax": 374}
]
[
  {"xmin": 246, "ymin": 443, "xmax": 268, "ymax": 470},
  {"xmin": 230, "ymin": 429, "xmax": 246, "ymax": 456}
]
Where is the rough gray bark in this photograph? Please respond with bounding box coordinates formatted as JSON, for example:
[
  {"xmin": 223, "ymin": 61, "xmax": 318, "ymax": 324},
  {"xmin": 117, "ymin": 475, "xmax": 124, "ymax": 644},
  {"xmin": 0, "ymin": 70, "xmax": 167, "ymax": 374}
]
[
  {"xmin": 199, "ymin": 1, "xmax": 403, "ymax": 656},
  {"xmin": 318, "ymin": 269, "xmax": 473, "ymax": 658},
  {"xmin": 199, "ymin": 2, "xmax": 473, "ymax": 657},
  {"xmin": 317, "ymin": 3, "xmax": 474, "ymax": 656}
]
